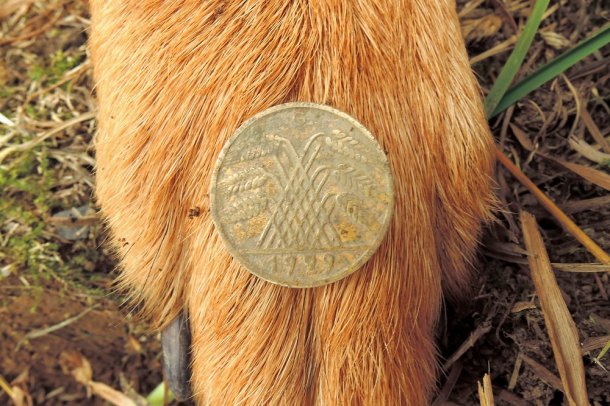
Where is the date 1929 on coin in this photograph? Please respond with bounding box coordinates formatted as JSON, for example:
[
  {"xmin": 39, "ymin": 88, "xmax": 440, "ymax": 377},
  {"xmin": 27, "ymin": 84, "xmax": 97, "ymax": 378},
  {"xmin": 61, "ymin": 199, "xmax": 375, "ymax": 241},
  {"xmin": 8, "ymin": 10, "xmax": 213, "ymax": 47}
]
[{"xmin": 210, "ymin": 102, "xmax": 394, "ymax": 288}]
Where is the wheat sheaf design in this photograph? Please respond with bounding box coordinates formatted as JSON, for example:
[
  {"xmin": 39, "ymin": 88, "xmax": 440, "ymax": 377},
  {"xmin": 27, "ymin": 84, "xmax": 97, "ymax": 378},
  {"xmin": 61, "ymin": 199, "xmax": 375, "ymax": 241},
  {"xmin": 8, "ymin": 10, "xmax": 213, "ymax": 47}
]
[
  {"xmin": 218, "ymin": 128, "xmax": 381, "ymax": 244},
  {"xmin": 248, "ymin": 131, "xmax": 375, "ymax": 252},
  {"xmin": 211, "ymin": 103, "xmax": 393, "ymax": 287}
]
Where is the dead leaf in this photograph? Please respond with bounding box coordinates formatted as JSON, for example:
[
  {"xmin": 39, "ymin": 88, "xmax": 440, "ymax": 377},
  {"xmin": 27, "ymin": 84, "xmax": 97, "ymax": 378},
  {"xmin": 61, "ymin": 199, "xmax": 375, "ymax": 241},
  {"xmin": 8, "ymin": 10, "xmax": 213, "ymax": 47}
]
[
  {"xmin": 59, "ymin": 351, "xmax": 138, "ymax": 406},
  {"xmin": 511, "ymin": 301, "xmax": 537, "ymax": 313},
  {"xmin": 520, "ymin": 212, "xmax": 590, "ymax": 406},
  {"xmin": 60, "ymin": 351, "xmax": 92, "ymax": 386},
  {"xmin": 509, "ymin": 124, "xmax": 535, "ymax": 151}
]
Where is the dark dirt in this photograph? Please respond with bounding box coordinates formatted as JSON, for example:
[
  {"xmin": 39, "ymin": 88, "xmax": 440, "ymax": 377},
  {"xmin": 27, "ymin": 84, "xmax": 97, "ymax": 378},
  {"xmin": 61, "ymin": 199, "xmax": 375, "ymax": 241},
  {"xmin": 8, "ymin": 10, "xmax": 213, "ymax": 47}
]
[{"xmin": 0, "ymin": 276, "xmax": 162, "ymax": 405}]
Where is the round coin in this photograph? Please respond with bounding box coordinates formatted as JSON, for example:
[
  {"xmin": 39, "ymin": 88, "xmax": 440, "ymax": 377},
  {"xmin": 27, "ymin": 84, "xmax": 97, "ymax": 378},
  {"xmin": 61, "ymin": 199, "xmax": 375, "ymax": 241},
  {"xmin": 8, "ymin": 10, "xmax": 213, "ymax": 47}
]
[{"xmin": 210, "ymin": 102, "xmax": 394, "ymax": 288}]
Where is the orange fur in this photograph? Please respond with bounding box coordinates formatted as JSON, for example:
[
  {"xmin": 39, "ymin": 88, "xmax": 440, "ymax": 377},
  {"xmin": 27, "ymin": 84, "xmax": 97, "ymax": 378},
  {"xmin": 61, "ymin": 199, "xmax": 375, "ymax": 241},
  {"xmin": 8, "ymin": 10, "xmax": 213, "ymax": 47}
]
[{"xmin": 89, "ymin": 0, "xmax": 495, "ymax": 404}]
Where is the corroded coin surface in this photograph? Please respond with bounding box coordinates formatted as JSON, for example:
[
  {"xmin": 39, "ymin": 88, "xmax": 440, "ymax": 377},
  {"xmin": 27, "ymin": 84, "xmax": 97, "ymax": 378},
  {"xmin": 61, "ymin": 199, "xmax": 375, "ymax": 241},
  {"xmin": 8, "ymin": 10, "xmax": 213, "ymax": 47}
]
[{"xmin": 210, "ymin": 103, "xmax": 394, "ymax": 287}]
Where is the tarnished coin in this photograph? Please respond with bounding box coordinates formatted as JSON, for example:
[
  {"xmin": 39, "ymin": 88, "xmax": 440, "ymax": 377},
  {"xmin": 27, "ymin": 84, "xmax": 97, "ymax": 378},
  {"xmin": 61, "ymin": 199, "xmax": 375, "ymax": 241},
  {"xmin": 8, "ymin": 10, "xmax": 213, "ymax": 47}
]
[{"xmin": 210, "ymin": 102, "xmax": 394, "ymax": 287}]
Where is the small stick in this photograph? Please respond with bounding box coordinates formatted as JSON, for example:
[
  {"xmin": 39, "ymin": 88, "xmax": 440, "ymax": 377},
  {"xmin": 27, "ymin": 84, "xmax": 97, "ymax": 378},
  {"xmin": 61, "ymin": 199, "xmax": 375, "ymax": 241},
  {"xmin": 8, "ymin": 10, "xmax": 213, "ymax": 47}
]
[
  {"xmin": 431, "ymin": 362, "xmax": 463, "ymax": 406},
  {"xmin": 443, "ymin": 322, "xmax": 492, "ymax": 370},
  {"xmin": 15, "ymin": 304, "xmax": 100, "ymax": 351},
  {"xmin": 496, "ymin": 147, "xmax": 610, "ymax": 264}
]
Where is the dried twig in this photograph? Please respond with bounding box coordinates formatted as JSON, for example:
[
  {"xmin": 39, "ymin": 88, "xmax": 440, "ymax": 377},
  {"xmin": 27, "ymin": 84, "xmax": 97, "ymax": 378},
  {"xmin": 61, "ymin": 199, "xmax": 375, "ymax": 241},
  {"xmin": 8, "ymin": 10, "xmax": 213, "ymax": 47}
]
[
  {"xmin": 443, "ymin": 322, "xmax": 492, "ymax": 370},
  {"xmin": 15, "ymin": 304, "xmax": 100, "ymax": 351},
  {"xmin": 498, "ymin": 148, "xmax": 610, "ymax": 264},
  {"xmin": 431, "ymin": 362, "xmax": 463, "ymax": 406}
]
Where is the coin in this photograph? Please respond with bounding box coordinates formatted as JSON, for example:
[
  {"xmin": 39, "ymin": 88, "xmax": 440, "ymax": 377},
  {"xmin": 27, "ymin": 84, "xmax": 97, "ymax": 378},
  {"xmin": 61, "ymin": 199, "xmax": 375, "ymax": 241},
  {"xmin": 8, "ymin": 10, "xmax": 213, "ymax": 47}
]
[{"xmin": 210, "ymin": 102, "xmax": 394, "ymax": 288}]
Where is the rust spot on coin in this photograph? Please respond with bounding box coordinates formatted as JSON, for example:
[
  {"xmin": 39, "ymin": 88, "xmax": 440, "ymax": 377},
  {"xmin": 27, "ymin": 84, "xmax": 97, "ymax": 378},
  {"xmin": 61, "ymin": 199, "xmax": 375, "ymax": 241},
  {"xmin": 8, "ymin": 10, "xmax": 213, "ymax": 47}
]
[{"xmin": 210, "ymin": 102, "xmax": 394, "ymax": 288}]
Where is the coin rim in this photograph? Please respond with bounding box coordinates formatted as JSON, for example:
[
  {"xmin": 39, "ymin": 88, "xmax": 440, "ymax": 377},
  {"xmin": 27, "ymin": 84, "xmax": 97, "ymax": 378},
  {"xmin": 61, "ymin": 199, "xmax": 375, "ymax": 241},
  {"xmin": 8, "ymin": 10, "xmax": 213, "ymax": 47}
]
[{"xmin": 209, "ymin": 102, "xmax": 395, "ymax": 288}]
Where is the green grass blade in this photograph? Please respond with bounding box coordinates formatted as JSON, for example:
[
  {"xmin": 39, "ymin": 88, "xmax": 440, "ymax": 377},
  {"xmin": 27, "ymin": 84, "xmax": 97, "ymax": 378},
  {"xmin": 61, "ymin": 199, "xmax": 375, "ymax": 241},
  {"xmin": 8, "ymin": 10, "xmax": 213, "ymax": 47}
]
[
  {"xmin": 484, "ymin": 0, "xmax": 550, "ymax": 117},
  {"xmin": 596, "ymin": 339, "xmax": 610, "ymax": 361},
  {"xmin": 147, "ymin": 381, "xmax": 175, "ymax": 406},
  {"xmin": 490, "ymin": 23, "xmax": 610, "ymax": 118}
]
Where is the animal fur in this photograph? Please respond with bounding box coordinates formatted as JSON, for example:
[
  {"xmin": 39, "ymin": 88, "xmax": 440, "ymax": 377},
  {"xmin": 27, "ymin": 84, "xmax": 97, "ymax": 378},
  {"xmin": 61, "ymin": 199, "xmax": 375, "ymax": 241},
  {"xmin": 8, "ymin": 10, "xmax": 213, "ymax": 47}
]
[{"xmin": 89, "ymin": 0, "xmax": 495, "ymax": 404}]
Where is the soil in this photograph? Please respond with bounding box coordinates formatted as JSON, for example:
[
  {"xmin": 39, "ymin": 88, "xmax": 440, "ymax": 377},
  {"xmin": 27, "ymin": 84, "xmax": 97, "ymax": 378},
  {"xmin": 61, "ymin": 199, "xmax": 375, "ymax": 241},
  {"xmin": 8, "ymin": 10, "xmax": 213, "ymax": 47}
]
[{"xmin": 0, "ymin": 276, "xmax": 163, "ymax": 405}]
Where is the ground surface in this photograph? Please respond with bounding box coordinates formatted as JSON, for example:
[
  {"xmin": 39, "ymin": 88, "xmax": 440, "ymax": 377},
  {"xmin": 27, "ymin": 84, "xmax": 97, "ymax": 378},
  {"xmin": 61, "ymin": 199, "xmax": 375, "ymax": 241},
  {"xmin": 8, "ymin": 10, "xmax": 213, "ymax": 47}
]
[{"xmin": 0, "ymin": 0, "xmax": 608, "ymax": 405}]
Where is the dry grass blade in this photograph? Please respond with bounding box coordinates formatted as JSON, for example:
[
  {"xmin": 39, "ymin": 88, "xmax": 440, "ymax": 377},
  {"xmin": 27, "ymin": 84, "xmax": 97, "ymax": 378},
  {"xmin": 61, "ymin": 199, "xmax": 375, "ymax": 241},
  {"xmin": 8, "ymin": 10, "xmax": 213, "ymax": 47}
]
[
  {"xmin": 560, "ymin": 195, "xmax": 610, "ymax": 214},
  {"xmin": 520, "ymin": 353, "xmax": 564, "ymax": 391},
  {"xmin": 552, "ymin": 263, "xmax": 610, "ymax": 273},
  {"xmin": 0, "ymin": 112, "xmax": 15, "ymax": 127},
  {"xmin": 545, "ymin": 156, "xmax": 610, "ymax": 192},
  {"xmin": 508, "ymin": 353, "xmax": 524, "ymax": 390},
  {"xmin": 89, "ymin": 382, "xmax": 139, "ymax": 406},
  {"xmin": 554, "ymin": 161, "xmax": 607, "ymax": 196},
  {"xmin": 568, "ymin": 137, "xmax": 610, "ymax": 165},
  {"xmin": 512, "ymin": 302, "xmax": 537, "ymax": 312},
  {"xmin": 0, "ymin": 375, "xmax": 14, "ymax": 399},
  {"xmin": 6, "ymin": 370, "xmax": 33, "ymax": 406},
  {"xmin": 509, "ymin": 124, "xmax": 610, "ymax": 191},
  {"xmin": 0, "ymin": 9, "xmax": 62, "ymax": 46},
  {"xmin": 581, "ymin": 108, "xmax": 610, "ymax": 154},
  {"xmin": 520, "ymin": 211, "xmax": 589, "ymax": 406},
  {"xmin": 60, "ymin": 351, "xmax": 137, "ymax": 406},
  {"xmin": 497, "ymin": 147, "xmax": 610, "ymax": 264},
  {"xmin": 478, "ymin": 373, "xmax": 495, "ymax": 406},
  {"xmin": 470, "ymin": 36, "xmax": 517, "ymax": 65},
  {"xmin": 462, "ymin": 14, "xmax": 503, "ymax": 42},
  {"xmin": 0, "ymin": 0, "xmax": 36, "ymax": 19},
  {"xmin": 582, "ymin": 336, "xmax": 610, "ymax": 353},
  {"xmin": 0, "ymin": 112, "xmax": 96, "ymax": 164}
]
